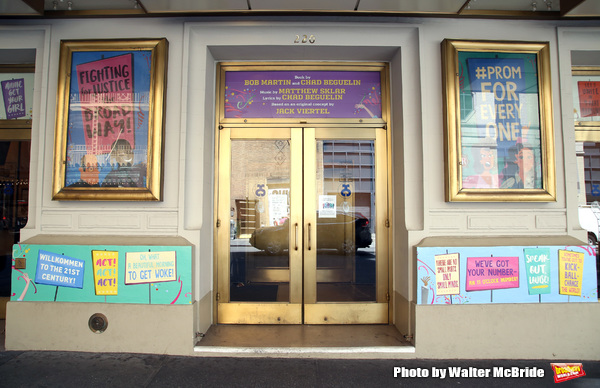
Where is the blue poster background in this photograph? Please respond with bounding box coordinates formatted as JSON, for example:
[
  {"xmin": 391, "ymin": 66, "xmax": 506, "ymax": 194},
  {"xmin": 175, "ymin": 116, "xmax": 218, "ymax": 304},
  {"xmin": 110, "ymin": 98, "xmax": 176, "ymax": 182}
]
[
  {"xmin": 417, "ymin": 245, "xmax": 598, "ymax": 305},
  {"xmin": 459, "ymin": 52, "xmax": 543, "ymax": 190},
  {"xmin": 467, "ymin": 57, "xmax": 526, "ymax": 148}
]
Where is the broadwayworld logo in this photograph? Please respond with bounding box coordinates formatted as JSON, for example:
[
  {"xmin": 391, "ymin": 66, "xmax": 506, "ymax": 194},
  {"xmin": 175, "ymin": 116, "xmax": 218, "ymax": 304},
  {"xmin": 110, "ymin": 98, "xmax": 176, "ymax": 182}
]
[{"xmin": 550, "ymin": 363, "xmax": 586, "ymax": 383}]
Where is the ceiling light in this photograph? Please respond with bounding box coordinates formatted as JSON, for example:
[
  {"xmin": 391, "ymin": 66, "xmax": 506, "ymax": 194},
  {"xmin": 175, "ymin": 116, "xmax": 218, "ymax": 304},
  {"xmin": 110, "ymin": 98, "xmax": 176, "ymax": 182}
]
[{"xmin": 465, "ymin": 0, "xmax": 476, "ymax": 10}]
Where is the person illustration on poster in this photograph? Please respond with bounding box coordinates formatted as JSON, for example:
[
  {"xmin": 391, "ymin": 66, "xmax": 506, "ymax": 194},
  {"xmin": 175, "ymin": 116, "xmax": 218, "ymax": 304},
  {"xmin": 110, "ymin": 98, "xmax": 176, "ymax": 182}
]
[
  {"xmin": 462, "ymin": 139, "xmax": 499, "ymax": 189},
  {"xmin": 16, "ymin": 272, "xmax": 31, "ymax": 301},
  {"xmin": 68, "ymin": 154, "xmax": 100, "ymax": 187},
  {"xmin": 354, "ymin": 103, "xmax": 378, "ymax": 118},
  {"xmin": 501, "ymin": 125, "xmax": 540, "ymax": 189},
  {"xmin": 101, "ymin": 139, "xmax": 146, "ymax": 188},
  {"xmin": 501, "ymin": 142, "xmax": 537, "ymax": 189}
]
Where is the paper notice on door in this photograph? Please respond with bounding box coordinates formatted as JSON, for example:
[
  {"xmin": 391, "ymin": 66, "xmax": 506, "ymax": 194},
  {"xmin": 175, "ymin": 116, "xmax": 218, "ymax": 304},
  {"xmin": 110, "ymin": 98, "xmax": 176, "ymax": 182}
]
[{"xmin": 318, "ymin": 195, "xmax": 337, "ymax": 218}]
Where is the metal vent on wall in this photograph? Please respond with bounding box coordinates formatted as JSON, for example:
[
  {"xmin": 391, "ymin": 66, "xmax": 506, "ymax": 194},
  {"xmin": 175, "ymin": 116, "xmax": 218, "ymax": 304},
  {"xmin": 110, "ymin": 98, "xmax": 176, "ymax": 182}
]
[{"xmin": 88, "ymin": 313, "xmax": 108, "ymax": 333}]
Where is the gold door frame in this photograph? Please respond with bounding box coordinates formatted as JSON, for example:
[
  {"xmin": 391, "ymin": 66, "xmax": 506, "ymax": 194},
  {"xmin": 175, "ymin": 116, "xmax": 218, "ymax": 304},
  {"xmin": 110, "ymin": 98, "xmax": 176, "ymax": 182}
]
[
  {"xmin": 214, "ymin": 62, "xmax": 391, "ymax": 325},
  {"xmin": 303, "ymin": 127, "xmax": 389, "ymax": 324},
  {"xmin": 216, "ymin": 127, "xmax": 303, "ymax": 324},
  {"xmin": 216, "ymin": 127, "xmax": 389, "ymax": 324}
]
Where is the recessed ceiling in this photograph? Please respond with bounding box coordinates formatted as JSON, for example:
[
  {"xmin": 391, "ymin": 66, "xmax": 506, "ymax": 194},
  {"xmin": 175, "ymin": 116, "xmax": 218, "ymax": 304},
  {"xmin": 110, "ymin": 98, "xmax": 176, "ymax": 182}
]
[{"xmin": 0, "ymin": 0, "xmax": 598, "ymax": 18}]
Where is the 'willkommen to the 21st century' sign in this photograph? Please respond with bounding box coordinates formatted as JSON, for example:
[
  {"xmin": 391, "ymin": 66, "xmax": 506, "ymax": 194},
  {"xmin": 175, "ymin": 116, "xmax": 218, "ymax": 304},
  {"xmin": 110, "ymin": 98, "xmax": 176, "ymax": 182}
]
[{"xmin": 35, "ymin": 250, "xmax": 85, "ymax": 288}]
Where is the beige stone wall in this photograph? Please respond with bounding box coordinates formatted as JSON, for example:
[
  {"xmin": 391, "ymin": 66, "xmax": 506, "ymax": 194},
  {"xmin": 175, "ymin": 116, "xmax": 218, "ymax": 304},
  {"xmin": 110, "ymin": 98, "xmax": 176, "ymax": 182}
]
[{"xmin": 6, "ymin": 301, "xmax": 196, "ymax": 356}]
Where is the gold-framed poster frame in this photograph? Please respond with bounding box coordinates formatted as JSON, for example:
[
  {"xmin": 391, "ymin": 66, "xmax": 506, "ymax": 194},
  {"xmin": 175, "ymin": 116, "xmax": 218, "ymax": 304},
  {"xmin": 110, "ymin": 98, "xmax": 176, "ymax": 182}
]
[
  {"xmin": 52, "ymin": 38, "xmax": 168, "ymax": 201},
  {"xmin": 442, "ymin": 39, "xmax": 555, "ymax": 202}
]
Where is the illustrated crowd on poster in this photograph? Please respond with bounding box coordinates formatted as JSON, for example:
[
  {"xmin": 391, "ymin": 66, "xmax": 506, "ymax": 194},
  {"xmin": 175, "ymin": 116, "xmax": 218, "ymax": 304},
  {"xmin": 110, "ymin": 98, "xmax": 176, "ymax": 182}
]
[
  {"xmin": 461, "ymin": 132, "xmax": 541, "ymax": 190},
  {"xmin": 64, "ymin": 51, "xmax": 150, "ymax": 188}
]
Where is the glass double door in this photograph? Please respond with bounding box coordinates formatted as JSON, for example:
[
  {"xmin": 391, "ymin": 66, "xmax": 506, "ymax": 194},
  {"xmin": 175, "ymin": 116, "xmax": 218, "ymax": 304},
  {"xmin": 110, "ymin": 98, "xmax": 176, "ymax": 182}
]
[{"xmin": 217, "ymin": 127, "xmax": 388, "ymax": 324}]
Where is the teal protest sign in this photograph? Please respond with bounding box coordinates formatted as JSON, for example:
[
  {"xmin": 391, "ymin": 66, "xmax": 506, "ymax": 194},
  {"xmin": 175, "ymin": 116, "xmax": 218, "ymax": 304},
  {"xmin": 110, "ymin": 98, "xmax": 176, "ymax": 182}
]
[{"xmin": 523, "ymin": 247, "xmax": 551, "ymax": 295}]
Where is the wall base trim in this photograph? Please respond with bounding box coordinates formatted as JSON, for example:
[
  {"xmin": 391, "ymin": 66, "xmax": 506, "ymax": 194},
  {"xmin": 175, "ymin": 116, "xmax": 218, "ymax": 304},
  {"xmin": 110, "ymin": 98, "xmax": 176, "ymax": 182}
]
[
  {"xmin": 414, "ymin": 303, "xmax": 600, "ymax": 359},
  {"xmin": 6, "ymin": 301, "xmax": 196, "ymax": 356}
]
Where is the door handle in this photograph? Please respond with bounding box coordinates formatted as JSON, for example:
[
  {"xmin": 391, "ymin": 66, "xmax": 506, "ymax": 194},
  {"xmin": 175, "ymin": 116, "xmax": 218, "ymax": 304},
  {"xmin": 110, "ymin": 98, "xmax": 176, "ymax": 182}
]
[
  {"xmin": 294, "ymin": 223, "xmax": 298, "ymax": 251},
  {"xmin": 307, "ymin": 223, "xmax": 312, "ymax": 251}
]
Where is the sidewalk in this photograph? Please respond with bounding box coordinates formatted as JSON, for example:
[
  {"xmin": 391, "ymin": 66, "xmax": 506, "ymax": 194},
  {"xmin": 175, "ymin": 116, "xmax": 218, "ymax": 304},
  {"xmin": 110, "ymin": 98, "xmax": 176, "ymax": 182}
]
[{"xmin": 0, "ymin": 351, "xmax": 599, "ymax": 387}]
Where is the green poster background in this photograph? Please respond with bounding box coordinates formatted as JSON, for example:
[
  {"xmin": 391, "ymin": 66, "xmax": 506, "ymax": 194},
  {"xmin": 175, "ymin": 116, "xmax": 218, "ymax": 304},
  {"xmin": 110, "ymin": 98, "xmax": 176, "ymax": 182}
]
[{"xmin": 11, "ymin": 243, "xmax": 193, "ymax": 305}]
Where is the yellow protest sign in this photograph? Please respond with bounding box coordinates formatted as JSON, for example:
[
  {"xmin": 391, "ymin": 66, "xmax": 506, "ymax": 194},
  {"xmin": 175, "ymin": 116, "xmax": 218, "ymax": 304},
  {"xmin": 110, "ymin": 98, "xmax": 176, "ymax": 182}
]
[
  {"xmin": 558, "ymin": 250, "xmax": 584, "ymax": 296},
  {"xmin": 92, "ymin": 250, "xmax": 118, "ymax": 295},
  {"xmin": 435, "ymin": 253, "xmax": 460, "ymax": 295}
]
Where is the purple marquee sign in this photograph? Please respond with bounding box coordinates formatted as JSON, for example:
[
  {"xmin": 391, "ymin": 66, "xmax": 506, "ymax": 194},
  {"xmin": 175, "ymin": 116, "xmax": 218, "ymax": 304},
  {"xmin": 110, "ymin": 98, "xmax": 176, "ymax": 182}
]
[{"xmin": 224, "ymin": 70, "xmax": 382, "ymax": 119}]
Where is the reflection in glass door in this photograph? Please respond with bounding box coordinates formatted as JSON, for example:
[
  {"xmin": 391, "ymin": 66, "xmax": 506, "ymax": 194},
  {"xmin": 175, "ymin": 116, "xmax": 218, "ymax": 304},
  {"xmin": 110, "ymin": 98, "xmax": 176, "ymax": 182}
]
[
  {"xmin": 217, "ymin": 127, "xmax": 388, "ymax": 324},
  {"xmin": 315, "ymin": 139, "xmax": 376, "ymax": 302},
  {"xmin": 0, "ymin": 140, "xmax": 30, "ymax": 298},
  {"xmin": 218, "ymin": 128, "xmax": 303, "ymax": 324},
  {"xmin": 229, "ymin": 138, "xmax": 291, "ymax": 302},
  {"xmin": 303, "ymin": 128, "xmax": 388, "ymax": 324}
]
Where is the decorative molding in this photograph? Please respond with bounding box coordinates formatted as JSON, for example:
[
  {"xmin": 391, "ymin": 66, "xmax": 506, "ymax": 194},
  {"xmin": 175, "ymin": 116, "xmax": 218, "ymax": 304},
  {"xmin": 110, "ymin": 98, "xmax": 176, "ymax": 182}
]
[{"xmin": 78, "ymin": 213, "xmax": 142, "ymax": 229}]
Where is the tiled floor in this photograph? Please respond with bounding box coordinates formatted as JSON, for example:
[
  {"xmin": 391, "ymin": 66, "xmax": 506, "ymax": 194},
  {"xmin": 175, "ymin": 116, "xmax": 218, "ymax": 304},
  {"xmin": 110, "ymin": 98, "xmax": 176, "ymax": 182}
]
[
  {"xmin": 196, "ymin": 324, "xmax": 412, "ymax": 348},
  {"xmin": 0, "ymin": 319, "xmax": 413, "ymax": 355}
]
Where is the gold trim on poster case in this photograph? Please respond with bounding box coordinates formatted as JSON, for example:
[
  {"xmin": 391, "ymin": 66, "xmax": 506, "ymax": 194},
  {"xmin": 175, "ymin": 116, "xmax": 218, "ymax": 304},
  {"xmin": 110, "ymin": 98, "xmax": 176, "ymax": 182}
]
[
  {"xmin": 51, "ymin": 38, "xmax": 168, "ymax": 201},
  {"xmin": 442, "ymin": 39, "xmax": 556, "ymax": 202}
]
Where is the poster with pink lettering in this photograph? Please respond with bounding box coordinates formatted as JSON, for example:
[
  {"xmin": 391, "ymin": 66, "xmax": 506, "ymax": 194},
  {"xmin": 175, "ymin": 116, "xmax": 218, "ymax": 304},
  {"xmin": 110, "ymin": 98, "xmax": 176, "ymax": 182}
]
[
  {"xmin": 465, "ymin": 256, "xmax": 519, "ymax": 291},
  {"xmin": 66, "ymin": 50, "xmax": 149, "ymax": 189},
  {"xmin": 76, "ymin": 54, "xmax": 135, "ymax": 152}
]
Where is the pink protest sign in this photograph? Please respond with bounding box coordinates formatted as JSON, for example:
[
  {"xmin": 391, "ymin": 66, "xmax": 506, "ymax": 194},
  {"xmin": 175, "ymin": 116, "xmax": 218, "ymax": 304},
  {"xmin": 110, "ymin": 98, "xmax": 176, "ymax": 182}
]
[
  {"xmin": 466, "ymin": 256, "xmax": 519, "ymax": 291},
  {"xmin": 578, "ymin": 81, "xmax": 600, "ymax": 118},
  {"xmin": 76, "ymin": 53, "xmax": 135, "ymax": 153}
]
